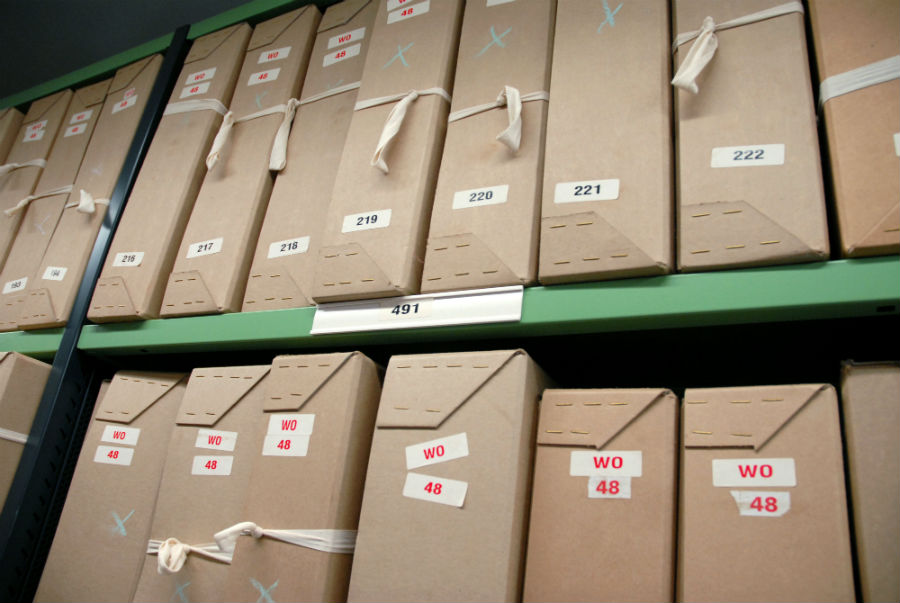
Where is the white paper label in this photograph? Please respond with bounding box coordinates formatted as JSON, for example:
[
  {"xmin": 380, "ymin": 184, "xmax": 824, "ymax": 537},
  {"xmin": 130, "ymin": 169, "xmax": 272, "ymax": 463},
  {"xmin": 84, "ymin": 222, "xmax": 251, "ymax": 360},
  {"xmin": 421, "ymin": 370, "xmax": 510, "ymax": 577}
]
[
  {"xmin": 267, "ymin": 236, "xmax": 309, "ymax": 259},
  {"xmin": 64, "ymin": 124, "xmax": 87, "ymax": 137},
  {"xmin": 186, "ymin": 237, "xmax": 223, "ymax": 259},
  {"xmin": 380, "ymin": 297, "xmax": 433, "ymax": 321},
  {"xmin": 403, "ymin": 472, "xmax": 468, "ymax": 507},
  {"xmin": 323, "ymin": 43, "xmax": 361, "ymax": 67},
  {"xmin": 112, "ymin": 95, "xmax": 138, "ymax": 114},
  {"xmin": 387, "ymin": 0, "xmax": 430, "ymax": 24},
  {"xmin": 180, "ymin": 81, "xmax": 211, "ymax": 99},
  {"xmin": 124, "ymin": 87, "xmax": 136, "ymax": 98},
  {"xmin": 2, "ymin": 278, "xmax": 26, "ymax": 294},
  {"xmin": 342, "ymin": 209, "xmax": 391, "ymax": 233},
  {"xmin": 23, "ymin": 120, "xmax": 47, "ymax": 142},
  {"xmin": 113, "ymin": 251, "xmax": 144, "ymax": 267},
  {"xmin": 191, "ymin": 455, "xmax": 233, "ymax": 476},
  {"xmin": 554, "ymin": 179, "xmax": 620, "ymax": 204},
  {"xmin": 94, "ymin": 445, "xmax": 134, "ymax": 466},
  {"xmin": 387, "ymin": 0, "xmax": 413, "ymax": 11},
  {"xmin": 262, "ymin": 434, "xmax": 310, "ymax": 456},
  {"xmin": 26, "ymin": 120, "xmax": 47, "ymax": 133},
  {"xmin": 42, "ymin": 266, "xmax": 67, "ymax": 281},
  {"xmin": 406, "ymin": 433, "xmax": 469, "ymax": 470},
  {"xmin": 452, "ymin": 184, "xmax": 509, "ymax": 210},
  {"xmin": 248, "ymin": 68, "xmax": 280, "ymax": 86},
  {"xmin": 730, "ymin": 490, "xmax": 791, "ymax": 517},
  {"xmin": 588, "ymin": 475, "xmax": 632, "ymax": 499},
  {"xmin": 266, "ymin": 414, "xmax": 315, "ymax": 435},
  {"xmin": 712, "ymin": 458, "xmax": 796, "ymax": 487},
  {"xmin": 194, "ymin": 428, "xmax": 237, "ymax": 452},
  {"xmin": 70, "ymin": 110, "xmax": 93, "ymax": 124},
  {"xmin": 185, "ymin": 67, "xmax": 216, "ymax": 85},
  {"xmin": 259, "ymin": 46, "xmax": 292, "ymax": 63},
  {"xmin": 328, "ymin": 27, "xmax": 366, "ymax": 49},
  {"xmin": 894, "ymin": 132, "xmax": 900, "ymax": 157},
  {"xmin": 101, "ymin": 425, "xmax": 141, "ymax": 446},
  {"xmin": 570, "ymin": 451, "xmax": 643, "ymax": 477},
  {"xmin": 487, "ymin": 0, "xmax": 517, "ymax": 5},
  {"xmin": 710, "ymin": 144, "xmax": 785, "ymax": 168}
]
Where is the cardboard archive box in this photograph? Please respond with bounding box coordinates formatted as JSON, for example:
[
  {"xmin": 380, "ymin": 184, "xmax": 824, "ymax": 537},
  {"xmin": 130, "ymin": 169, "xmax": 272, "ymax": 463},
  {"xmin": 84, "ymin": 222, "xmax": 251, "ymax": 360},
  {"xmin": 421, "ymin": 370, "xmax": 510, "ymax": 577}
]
[
  {"xmin": 420, "ymin": 0, "xmax": 555, "ymax": 293},
  {"xmin": 808, "ymin": 0, "xmax": 899, "ymax": 257},
  {"xmin": 35, "ymin": 372, "xmax": 188, "ymax": 603},
  {"xmin": 243, "ymin": 0, "xmax": 378, "ymax": 313},
  {"xmin": 0, "ymin": 80, "xmax": 110, "ymax": 332},
  {"xmin": 0, "ymin": 90, "xmax": 72, "ymax": 270},
  {"xmin": 88, "ymin": 24, "xmax": 252, "ymax": 323},
  {"xmin": 220, "ymin": 352, "xmax": 382, "ymax": 602},
  {"xmin": 348, "ymin": 349, "xmax": 550, "ymax": 602},
  {"xmin": 678, "ymin": 384, "xmax": 855, "ymax": 602},
  {"xmin": 539, "ymin": 0, "xmax": 672, "ymax": 285},
  {"xmin": 523, "ymin": 389, "xmax": 678, "ymax": 602},
  {"xmin": 159, "ymin": 7, "xmax": 320, "ymax": 318},
  {"xmin": 840, "ymin": 361, "xmax": 900, "ymax": 602},
  {"xmin": 311, "ymin": 0, "xmax": 465, "ymax": 303},
  {"xmin": 16, "ymin": 55, "xmax": 163, "ymax": 330},
  {"xmin": 673, "ymin": 0, "xmax": 828, "ymax": 272},
  {"xmin": 0, "ymin": 107, "xmax": 24, "ymax": 164},
  {"xmin": 0, "ymin": 352, "xmax": 51, "ymax": 506}
]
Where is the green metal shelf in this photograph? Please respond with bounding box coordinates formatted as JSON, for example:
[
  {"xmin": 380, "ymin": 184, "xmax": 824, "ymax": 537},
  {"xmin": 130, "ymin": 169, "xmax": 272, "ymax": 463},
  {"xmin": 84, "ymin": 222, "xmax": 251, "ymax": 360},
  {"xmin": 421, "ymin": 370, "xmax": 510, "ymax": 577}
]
[
  {"xmin": 0, "ymin": 329, "xmax": 63, "ymax": 360},
  {"xmin": 77, "ymin": 257, "xmax": 899, "ymax": 357}
]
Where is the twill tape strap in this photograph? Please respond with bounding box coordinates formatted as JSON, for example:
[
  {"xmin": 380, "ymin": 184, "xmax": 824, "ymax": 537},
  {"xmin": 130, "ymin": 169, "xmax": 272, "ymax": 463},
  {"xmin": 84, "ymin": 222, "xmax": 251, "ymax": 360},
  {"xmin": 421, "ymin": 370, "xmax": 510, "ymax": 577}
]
[
  {"xmin": 0, "ymin": 158, "xmax": 47, "ymax": 178},
  {"xmin": 214, "ymin": 521, "xmax": 357, "ymax": 555},
  {"xmin": 819, "ymin": 54, "xmax": 900, "ymax": 109},
  {"xmin": 447, "ymin": 86, "xmax": 549, "ymax": 154},
  {"xmin": 670, "ymin": 1, "xmax": 804, "ymax": 94},
  {"xmin": 299, "ymin": 81, "xmax": 362, "ymax": 105},
  {"xmin": 0, "ymin": 426, "xmax": 28, "ymax": 444},
  {"xmin": 354, "ymin": 87, "xmax": 452, "ymax": 174},
  {"xmin": 147, "ymin": 538, "xmax": 233, "ymax": 575},
  {"xmin": 4, "ymin": 184, "xmax": 74, "ymax": 217},
  {"xmin": 163, "ymin": 98, "xmax": 229, "ymax": 117},
  {"xmin": 63, "ymin": 189, "xmax": 109, "ymax": 215},
  {"xmin": 205, "ymin": 99, "xmax": 301, "ymax": 172}
]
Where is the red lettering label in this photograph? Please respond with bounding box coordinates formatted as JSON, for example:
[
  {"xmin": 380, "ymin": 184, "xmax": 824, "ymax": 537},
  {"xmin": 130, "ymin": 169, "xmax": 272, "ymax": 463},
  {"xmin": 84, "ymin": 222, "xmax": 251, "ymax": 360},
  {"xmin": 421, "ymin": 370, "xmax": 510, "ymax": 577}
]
[
  {"xmin": 108, "ymin": 450, "xmax": 119, "ymax": 459},
  {"xmin": 750, "ymin": 496, "xmax": 779, "ymax": 513},
  {"xmin": 336, "ymin": 50, "xmax": 346, "ymax": 59},
  {"xmin": 340, "ymin": 34, "xmax": 351, "ymax": 42},
  {"xmin": 205, "ymin": 460, "xmax": 217, "ymax": 470},
  {"xmin": 738, "ymin": 464, "xmax": 774, "ymax": 479},
  {"xmin": 190, "ymin": 86, "xmax": 200, "ymax": 93},
  {"xmin": 424, "ymin": 481, "xmax": 442, "ymax": 495},
  {"xmin": 268, "ymin": 52, "xmax": 279, "ymax": 60},
  {"xmin": 113, "ymin": 431, "xmax": 126, "ymax": 440},
  {"xmin": 281, "ymin": 419, "xmax": 298, "ymax": 431},
  {"xmin": 592, "ymin": 456, "xmax": 623, "ymax": 469},
  {"xmin": 276, "ymin": 439, "xmax": 291, "ymax": 450},
  {"xmin": 595, "ymin": 480, "xmax": 620, "ymax": 495},
  {"xmin": 194, "ymin": 73, "xmax": 205, "ymax": 81},
  {"xmin": 258, "ymin": 73, "xmax": 268, "ymax": 80},
  {"xmin": 401, "ymin": 8, "xmax": 413, "ymax": 15},
  {"xmin": 208, "ymin": 435, "xmax": 222, "ymax": 446},
  {"xmin": 423, "ymin": 445, "xmax": 445, "ymax": 460}
]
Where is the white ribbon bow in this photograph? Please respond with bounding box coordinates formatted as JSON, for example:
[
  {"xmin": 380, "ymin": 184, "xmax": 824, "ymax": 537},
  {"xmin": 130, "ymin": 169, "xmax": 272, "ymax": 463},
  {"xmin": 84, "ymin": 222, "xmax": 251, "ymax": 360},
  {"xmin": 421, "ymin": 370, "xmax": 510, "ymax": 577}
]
[
  {"xmin": 64, "ymin": 189, "xmax": 109, "ymax": 214},
  {"xmin": 0, "ymin": 158, "xmax": 47, "ymax": 178},
  {"xmin": 205, "ymin": 100, "xmax": 301, "ymax": 172},
  {"xmin": 214, "ymin": 521, "xmax": 357, "ymax": 555},
  {"xmin": 148, "ymin": 537, "xmax": 233, "ymax": 575}
]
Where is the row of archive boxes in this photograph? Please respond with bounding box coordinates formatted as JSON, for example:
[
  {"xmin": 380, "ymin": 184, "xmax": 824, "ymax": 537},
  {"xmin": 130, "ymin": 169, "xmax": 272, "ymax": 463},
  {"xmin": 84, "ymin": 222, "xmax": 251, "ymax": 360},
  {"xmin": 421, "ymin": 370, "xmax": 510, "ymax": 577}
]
[{"xmin": 26, "ymin": 351, "xmax": 899, "ymax": 602}]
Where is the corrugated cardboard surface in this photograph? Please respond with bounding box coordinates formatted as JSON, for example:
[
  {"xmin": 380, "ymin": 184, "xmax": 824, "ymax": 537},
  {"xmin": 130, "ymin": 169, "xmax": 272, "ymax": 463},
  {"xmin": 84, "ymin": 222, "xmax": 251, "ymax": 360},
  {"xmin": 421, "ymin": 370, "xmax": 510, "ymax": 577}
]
[
  {"xmin": 523, "ymin": 389, "xmax": 677, "ymax": 602},
  {"xmin": 677, "ymin": 384, "xmax": 855, "ymax": 602},
  {"xmin": 0, "ymin": 352, "xmax": 51, "ymax": 506},
  {"xmin": 244, "ymin": 0, "xmax": 377, "ymax": 313},
  {"xmin": 674, "ymin": 0, "xmax": 828, "ymax": 272},
  {"xmin": 0, "ymin": 80, "xmax": 109, "ymax": 332},
  {"xmin": 223, "ymin": 352, "xmax": 382, "ymax": 602},
  {"xmin": 17, "ymin": 55, "xmax": 163, "ymax": 330},
  {"xmin": 35, "ymin": 372, "xmax": 187, "ymax": 603},
  {"xmin": 840, "ymin": 361, "xmax": 900, "ymax": 602},
  {"xmin": 311, "ymin": 0, "xmax": 464, "ymax": 302},
  {"xmin": 0, "ymin": 107, "xmax": 24, "ymax": 164},
  {"xmin": 808, "ymin": 0, "xmax": 899, "ymax": 257},
  {"xmin": 88, "ymin": 24, "xmax": 251, "ymax": 323},
  {"xmin": 421, "ymin": 0, "xmax": 555, "ymax": 293},
  {"xmin": 159, "ymin": 7, "xmax": 319, "ymax": 317},
  {"xmin": 348, "ymin": 349, "xmax": 549, "ymax": 602},
  {"xmin": 540, "ymin": 0, "xmax": 672, "ymax": 284}
]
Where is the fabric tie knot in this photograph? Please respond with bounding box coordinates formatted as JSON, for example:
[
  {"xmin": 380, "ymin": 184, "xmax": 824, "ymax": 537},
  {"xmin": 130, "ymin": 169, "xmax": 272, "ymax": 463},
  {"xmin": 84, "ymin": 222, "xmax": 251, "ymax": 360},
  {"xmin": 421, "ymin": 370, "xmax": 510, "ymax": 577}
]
[{"xmin": 671, "ymin": 16, "xmax": 718, "ymax": 94}]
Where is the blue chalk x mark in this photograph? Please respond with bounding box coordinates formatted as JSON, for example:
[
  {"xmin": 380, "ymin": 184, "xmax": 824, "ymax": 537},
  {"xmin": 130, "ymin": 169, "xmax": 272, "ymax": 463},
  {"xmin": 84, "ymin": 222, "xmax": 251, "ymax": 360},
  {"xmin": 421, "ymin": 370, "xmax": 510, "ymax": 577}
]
[
  {"xmin": 476, "ymin": 26, "xmax": 512, "ymax": 57},
  {"xmin": 110, "ymin": 509, "xmax": 135, "ymax": 536},
  {"xmin": 172, "ymin": 581, "xmax": 191, "ymax": 603},
  {"xmin": 251, "ymin": 578, "xmax": 279, "ymax": 603},
  {"xmin": 383, "ymin": 43, "xmax": 414, "ymax": 69},
  {"xmin": 598, "ymin": 0, "xmax": 623, "ymax": 31},
  {"xmin": 255, "ymin": 90, "xmax": 269, "ymax": 109}
]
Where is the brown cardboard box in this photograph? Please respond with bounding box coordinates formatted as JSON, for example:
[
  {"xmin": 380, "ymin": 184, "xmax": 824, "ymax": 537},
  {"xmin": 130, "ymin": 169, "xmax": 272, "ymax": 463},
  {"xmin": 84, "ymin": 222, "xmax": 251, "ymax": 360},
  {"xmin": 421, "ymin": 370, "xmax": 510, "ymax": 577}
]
[
  {"xmin": 311, "ymin": 0, "xmax": 464, "ymax": 303},
  {"xmin": 808, "ymin": 0, "xmax": 899, "ymax": 257},
  {"xmin": 0, "ymin": 80, "xmax": 110, "ymax": 332},
  {"xmin": 243, "ymin": 0, "xmax": 378, "ymax": 313},
  {"xmin": 159, "ymin": 7, "xmax": 320, "ymax": 318},
  {"xmin": 0, "ymin": 107, "xmax": 24, "ymax": 164},
  {"xmin": 678, "ymin": 384, "xmax": 855, "ymax": 602},
  {"xmin": 88, "ymin": 24, "xmax": 252, "ymax": 323},
  {"xmin": 221, "ymin": 352, "xmax": 382, "ymax": 602},
  {"xmin": 0, "ymin": 352, "xmax": 51, "ymax": 506},
  {"xmin": 673, "ymin": 0, "xmax": 828, "ymax": 272},
  {"xmin": 0, "ymin": 90, "xmax": 73, "ymax": 270},
  {"xmin": 840, "ymin": 361, "xmax": 900, "ymax": 602},
  {"xmin": 348, "ymin": 349, "xmax": 549, "ymax": 602},
  {"xmin": 35, "ymin": 371, "xmax": 188, "ymax": 603},
  {"xmin": 420, "ymin": 0, "xmax": 555, "ymax": 293},
  {"xmin": 17, "ymin": 55, "xmax": 163, "ymax": 330},
  {"xmin": 523, "ymin": 388, "xmax": 677, "ymax": 602},
  {"xmin": 540, "ymin": 0, "xmax": 672, "ymax": 284}
]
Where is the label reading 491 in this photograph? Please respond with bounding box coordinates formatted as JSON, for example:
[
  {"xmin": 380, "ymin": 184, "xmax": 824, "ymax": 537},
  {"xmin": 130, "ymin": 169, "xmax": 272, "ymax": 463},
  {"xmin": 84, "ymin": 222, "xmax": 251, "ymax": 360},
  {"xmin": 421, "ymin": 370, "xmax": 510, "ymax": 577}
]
[{"xmin": 380, "ymin": 297, "xmax": 432, "ymax": 321}]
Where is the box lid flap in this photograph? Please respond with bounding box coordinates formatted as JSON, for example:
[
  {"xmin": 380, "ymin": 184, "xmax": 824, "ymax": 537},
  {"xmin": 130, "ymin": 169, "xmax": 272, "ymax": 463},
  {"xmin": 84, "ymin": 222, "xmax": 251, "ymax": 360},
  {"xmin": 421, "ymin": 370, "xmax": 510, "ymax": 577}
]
[
  {"xmin": 24, "ymin": 89, "xmax": 72, "ymax": 122},
  {"xmin": 683, "ymin": 384, "xmax": 829, "ymax": 450},
  {"xmin": 537, "ymin": 389, "xmax": 674, "ymax": 449},
  {"xmin": 0, "ymin": 352, "xmax": 9, "ymax": 363},
  {"xmin": 263, "ymin": 352, "xmax": 356, "ymax": 411},
  {"xmin": 108, "ymin": 55, "xmax": 160, "ymax": 95},
  {"xmin": 248, "ymin": 6, "xmax": 312, "ymax": 51},
  {"xmin": 319, "ymin": 0, "xmax": 373, "ymax": 32},
  {"xmin": 186, "ymin": 22, "xmax": 250, "ymax": 63},
  {"xmin": 96, "ymin": 371, "xmax": 187, "ymax": 425},
  {"xmin": 73, "ymin": 79, "xmax": 113, "ymax": 109},
  {"xmin": 176, "ymin": 365, "xmax": 270, "ymax": 426},
  {"xmin": 376, "ymin": 350, "xmax": 522, "ymax": 429}
]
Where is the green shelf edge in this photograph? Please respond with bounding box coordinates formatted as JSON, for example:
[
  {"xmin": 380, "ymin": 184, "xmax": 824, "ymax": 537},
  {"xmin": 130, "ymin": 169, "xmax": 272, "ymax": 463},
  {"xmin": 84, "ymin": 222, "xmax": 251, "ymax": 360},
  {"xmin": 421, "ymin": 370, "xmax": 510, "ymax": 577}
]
[
  {"xmin": 77, "ymin": 257, "xmax": 899, "ymax": 356},
  {"xmin": 0, "ymin": 329, "xmax": 63, "ymax": 360}
]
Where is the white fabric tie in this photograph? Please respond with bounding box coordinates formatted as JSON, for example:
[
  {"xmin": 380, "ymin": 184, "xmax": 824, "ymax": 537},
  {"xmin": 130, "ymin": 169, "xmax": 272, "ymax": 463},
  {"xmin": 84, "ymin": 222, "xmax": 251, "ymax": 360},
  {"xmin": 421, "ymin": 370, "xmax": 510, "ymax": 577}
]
[
  {"xmin": 214, "ymin": 521, "xmax": 357, "ymax": 555},
  {"xmin": 819, "ymin": 54, "xmax": 900, "ymax": 109},
  {"xmin": 300, "ymin": 81, "xmax": 362, "ymax": 106},
  {"xmin": 0, "ymin": 426, "xmax": 28, "ymax": 444},
  {"xmin": 5, "ymin": 184, "xmax": 74, "ymax": 217},
  {"xmin": 163, "ymin": 98, "xmax": 229, "ymax": 117},
  {"xmin": 147, "ymin": 537, "xmax": 233, "ymax": 575},
  {"xmin": 205, "ymin": 100, "xmax": 301, "ymax": 171},
  {"xmin": 0, "ymin": 158, "xmax": 47, "ymax": 178},
  {"xmin": 64, "ymin": 189, "xmax": 110, "ymax": 214},
  {"xmin": 448, "ymin": 86, "xmax": 549, "ymax": 154},
  {"xmin": 671, "ymin": 1, "xmax": 804, "ymax": 94}
]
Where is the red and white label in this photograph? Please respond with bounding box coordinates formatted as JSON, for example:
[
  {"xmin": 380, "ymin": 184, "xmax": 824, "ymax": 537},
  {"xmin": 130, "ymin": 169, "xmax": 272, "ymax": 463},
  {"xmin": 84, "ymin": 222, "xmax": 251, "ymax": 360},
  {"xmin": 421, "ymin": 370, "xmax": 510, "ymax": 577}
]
[
  {"xmin": 2, "ymin": 277, "xmax": 26, "ymax": 295},
  {"xmin": 262, "ymin": 434, "xmax": 310, "ymax": 457},
  {"xmin": 328, "ymin": 27, "xmax": 366, "ymax": 50},
  {"xmin": 248, "ymin": 68, "xmax": 280, "ymax": 86},
  {"xmin": 191, "ymin": 455, "xmax": 233, "ymax": 476},
  {"xmin": 113, "ymin": 251, "xmax": 144, "ymax": 267},
  {"xmin": 265, "ymin": 413, "xmax": 315, "ymax": 436},
  {"xmin": 405, "ymin": 433, "xmax": 468, "ymax": 470},
  {"xmin": 42, "ymin": 266, "xmax": 67, "ymax": 281},
  {"xmin": 101, "ymin": 425, "xmax": 141, "ymax": 447},
  {"xmin": 323, "ymin": 43, "xmax": 361, "ymax": 68},
  {"xmin": 112, "ymin": 95, "xmax": 138, "ymax": 114},
  {"xmin": 180, "ymin": 81, "xmax": 211, "ymax": 99},
  {"xmin": 258, "ymin": 47, "xmax": 292, "ymax": 64},
  {"xmin": 64, "ymin": 124, "xmax": 87, "ymax": 138},
  {"xmin": 194, "ymin": 428, "xmax": 238, "ymax": 452},
  {"xmin": 124, "ymin": 87, "xmax": 136, "ymax": 99},
  {"xmin": 185, "ymin": 67, "xmax": 217, "ymax": 85},
  {"xmin": 730, "ymin": 490, "xmax": 791, "ymax": 517},
  {"xmin": 403, "ymin": 472, "xmax": 467, "ymax": 507},
  {"xmin": 387, "ymin": 0, "xmax": 411, "ymax": 10},
  {"xmin": 23, "ymin": 120, "xmax": 47, "ymax": 142},
  {"xmin": 570, "ymin": 450, "xmax": 642, "ymax": 477},
  {"xmin": 387, "ymin": 0, "xmax": 430, "ymax": 24},
  {"xmin": 712, "ymin": 458, "xmax": 796, "ymax": 487},
  {"xmin": 587, "ymin": 475, "xmax": 632, "ymax": 499},
  {"xmin": 70, "ymin": 110, "xmax": 93, "ymax": 124},
  {"xmin": 94, "ymin": 445, "xmax": 134, "ymax": 466}
]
